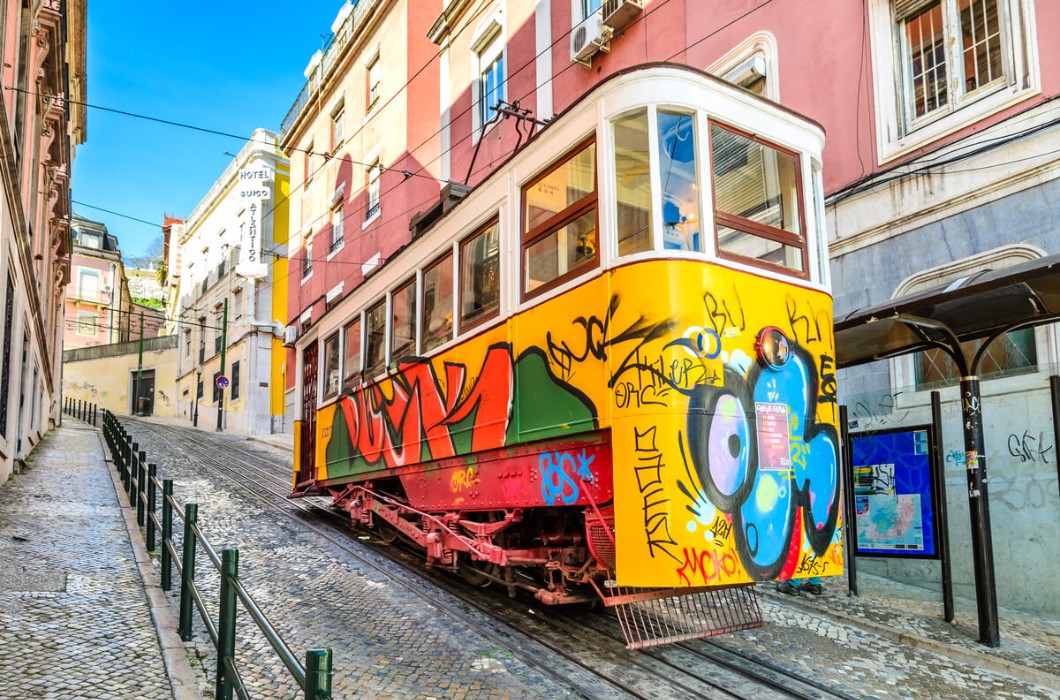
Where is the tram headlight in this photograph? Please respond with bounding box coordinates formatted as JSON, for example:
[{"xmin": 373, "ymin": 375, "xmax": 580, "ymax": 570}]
[{"xmin": 755, "ymin": 326, "xmax": 791, "ymax": 370}]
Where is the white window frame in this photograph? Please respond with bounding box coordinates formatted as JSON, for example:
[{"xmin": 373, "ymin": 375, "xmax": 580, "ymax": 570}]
[
  {"xmin": 707, "ymin": 31, "xmax": 780, "ymax": 101},
  {"xmin": 78, "ymin": 269, "xmax": 101, "ymax": 301},
  {"xmin": 302, "ymin": 234, "xmax": 314, "ymax": 282},
  {"xmin": 364, "ymin": 159, "xmax": 382, "ymax": 227},
  {"xmin": 365, "ymin": 48, "xmax": 381, "ymax": 117},
  {"xmin": 867, "ymin": 0, "xmax": 1039, "ymax": 164},
  {"xmin": 330, "ymin": 99, "xmax": 345, "ymax": 151},
  {"xmin": 329, "ymin": 204, "xmax": 345, "ymax": 255},
  {"xmin": 470, "ymin": 9, "xmax": 506, "ymax": 138},
  {"xmin": 76, "ymin": 311, "xmax": 96, "ymax": 337}
]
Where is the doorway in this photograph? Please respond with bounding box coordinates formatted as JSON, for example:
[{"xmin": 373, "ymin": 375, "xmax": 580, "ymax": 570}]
[{"xmin": 131, "ymin": 369, "xmax": 155, "ymax": 417}]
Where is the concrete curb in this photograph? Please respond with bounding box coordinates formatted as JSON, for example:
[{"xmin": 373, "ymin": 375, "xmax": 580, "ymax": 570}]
[
  {"xmin": 96, "ymin": 429, "xmax": 203, "ymax": 700},
  {"xmin": 762, "ymin": 588, "xmax": 1060, "ymax": 691}
]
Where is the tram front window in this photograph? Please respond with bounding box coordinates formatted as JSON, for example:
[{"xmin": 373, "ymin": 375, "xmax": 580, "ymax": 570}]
[
  {"xmin": 614, "ymin": 110, "xmax": 652, "ymax": 256},
  {"xmin": 658, "ymin": 110, "xmax": 700, "ymax": 252}
]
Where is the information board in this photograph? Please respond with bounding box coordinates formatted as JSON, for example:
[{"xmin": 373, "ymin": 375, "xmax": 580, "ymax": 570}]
[{"xmin": 849, "ymin": 426, "xmax": 940, "ymax": 558}]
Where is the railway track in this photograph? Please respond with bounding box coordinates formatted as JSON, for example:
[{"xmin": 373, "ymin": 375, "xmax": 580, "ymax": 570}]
[{"xmin": 122, "ymin": 418, "xmax": 858, "ymax": 700}]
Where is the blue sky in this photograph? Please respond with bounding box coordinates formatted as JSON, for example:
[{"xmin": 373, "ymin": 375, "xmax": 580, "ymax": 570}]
[{"xmin": 72, "ymin": 2, "xmax": 342, "ymax": 258}]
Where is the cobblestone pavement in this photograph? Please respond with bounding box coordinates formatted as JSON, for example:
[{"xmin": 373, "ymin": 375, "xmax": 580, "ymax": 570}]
[
  {"xmin": 125, "ymin": 419, "xmax": 1060, "ymax": 700},
  {"xmin": 126, "ymin": 421, "xmax": 578, "ymax": 700},
  {"xmin": 0, "ymin": 424, "xmax": 176, "ymax": 700}
]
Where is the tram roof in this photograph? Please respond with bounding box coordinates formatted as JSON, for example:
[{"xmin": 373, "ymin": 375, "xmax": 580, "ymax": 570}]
[{"xmin": 834, "ymin": 252, "xmax": 1060, "ymax": 370}]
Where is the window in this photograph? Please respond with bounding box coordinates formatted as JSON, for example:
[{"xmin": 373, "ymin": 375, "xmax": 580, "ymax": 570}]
[
  {"xmin": 79, "ymin": 231, "xmax": 102, "ymax": 249},
  {"xmin": 198, "ymin": 316, "xmax": 207, "ymax": 364},
  {"xmin": 367, "ymin": 55, "xmax": 381, "ymax": 112},
  {"xmin": 364, "ymin": 299, "xmax": 386, "ymax": 377},
  {"xmin": 321, "ymin": 333, "xmax": 340, "ymax": 401},
  {"xmin": 331, "ymin": 102, "xmax": 345, "ymax": 150},
  {"xmin": 868, "ymin": 0, "xmax": 1036, "ymax": 160},
  {"xmin": 233, "ymin": 288, "xmax": 243, "ymax": 321},
  {"xmin": 710, "ymin": 123, "xmax": 806, "ymax": 275},
  {"xmin": 214, "ymin": 304, "xmax": 224, "ymax": 354},
  {"xmin": 460, "ymin": 221, "xmax": 500, "ymax": 331},
  {"xmin": 197, "ymin": 377, "xmax": 204, "ymax": 400},
  {"xmin": 366, "ymin": 161, "xmax": 382, "ymax": 221},
  {"xmin": 184, "ymin": 329, "xmax": 191, "ymax": 357},
  {"xmin": 658, "ymin": 110, "xmax": 700, "ymax": 252},
  {"xmin": 522, "ymin": 141, "xmax": 598, "ymax": 298},
  {"xmin": 78, "ymin": 269, "xmax": 100, "ymax": 301},
  {"xmin": 476, "ymin": 31, "xmax": 505, "ymax": 132},
  {"xmin": 212, "ymin": 371, "xmax": 222, "ymax": 403},
  {"xmin": 330, "ymin": 205, "xmax": 344, "ymax": 253},
  {"xmin": 422, "ymin": 252, "xmax": 454, "ymax": 351},
  {"xmin": 76, "ymin": 311, "xmax": 96, "ymax": 337},
  {"xmin": 304, "ymin": 142, "xmax": 314, "ymax": 184},
  {"xmin": 583, "ymin": 0, "xmax": 603, "ymax": 16},
  {"xmin": 390, "ymin": 277, "xmax": 416, "ymax": 366},
  {"xmin": 231, "ymin": 361, "xmax": 241, "ymax": 401},
  {"xmin": 342, "ymin": 317, "xmax": 362, "ymax": 392},
  {"xmin": 614, "ymin": 110, "xmax": 653, "ymax": 256},
  {"xmin": 303, "ymin": 236, "xmax": 314, "ymax": 279}
]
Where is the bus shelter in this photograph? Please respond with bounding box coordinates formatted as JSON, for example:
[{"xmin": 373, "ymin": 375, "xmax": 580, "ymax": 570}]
[{"xmin": 834, "ymin": 253, "xmax": 1060, "ymax": 647}]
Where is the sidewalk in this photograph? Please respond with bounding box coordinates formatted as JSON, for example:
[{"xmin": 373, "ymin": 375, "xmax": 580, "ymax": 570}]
[
  {"xmin": 0, "ymin": 421, "xmax": 199, "ymax": 699},
  {"xmin": 760, "ymin": 573, "xmax": 1059, "ymax": 692}
]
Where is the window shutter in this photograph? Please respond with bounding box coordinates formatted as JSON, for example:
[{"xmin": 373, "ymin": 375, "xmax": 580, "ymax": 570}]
[{"xmin": 893, "ymin": 0, "xmax": 939, "ymax": 22}]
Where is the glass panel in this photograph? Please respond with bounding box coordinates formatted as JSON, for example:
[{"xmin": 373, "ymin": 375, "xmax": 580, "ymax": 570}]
[
  {"xmin": 717, "ymin": 224, "xmax": 804, "ymax": 271},
  {"xmin": 322, "ymin": 334, "xmax": 340, "ymax": 401},
  {"xmin": 460, "ymin": 223, "xmax": 500, "ymax": 330},
  {"xmin": 658, "ymin": 110, "xmax": 700, "ymax": 251},
  {"xmin": 960, "ymin": 0, "xmax": 1002, "ymax": 93},
  {"xmin": 524, "ymin": 144, "xmax": 596, "ymax": 232},
  {"xmin": 331, "ymin": 207, "xmax": 344, "ymax": 252},
  {"xmin": 711, "ymin": 125, "xmax": 801, "ymax": 236},
  {"xmin": 365, "ymin": 299, "xmax": 386, "ymax": 377},
  {"xmin": 905, "ymin": 3, "xmax": 949, "ymax": 117},
  {"xmin": 916, "ymin": 328, "xmax": 1037, "ymax": 389},
  {"xmin": 342, "ymin": 318, "xmax": 361, "ymax": 392},
  {"xmin": 390, "ymin": 278, "xmax": 416, "ymax": 365},
  {"xmin": 480, "ymin": 51, "xmax": 505, "ymax": 125},
  {"xmin": 613, "ymin": 110, "xmax": 653, "ymax": 256},
  {"xmin": 524, "ymin": 209, "xmax": 596, "ymax": 293},
  {"xmin": 422, "ymin": 253, "xmax": 454, "ymax": 351}
]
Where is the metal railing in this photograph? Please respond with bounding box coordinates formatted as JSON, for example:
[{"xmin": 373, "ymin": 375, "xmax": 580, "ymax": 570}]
[
  {"xmin": 62, "ymin": 397, "xmax": 98, "ymax": 426},
  {"xmin": 100, "ymin": 411, "xmax": 333, "ymax": 700}
]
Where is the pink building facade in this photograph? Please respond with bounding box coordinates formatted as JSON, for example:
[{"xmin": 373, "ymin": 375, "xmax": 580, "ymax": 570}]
[{"xmin": 64, "ymin": 215, "xmax": 133, "ymax": 350}]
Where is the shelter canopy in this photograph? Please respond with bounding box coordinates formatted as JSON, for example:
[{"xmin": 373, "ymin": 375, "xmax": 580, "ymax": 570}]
[{"xmin": 834, "ymin": 253, "xmax": 1060, "ymax": 371}]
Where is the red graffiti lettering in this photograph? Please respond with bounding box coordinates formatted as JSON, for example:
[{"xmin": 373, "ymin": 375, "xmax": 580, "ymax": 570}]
[{"xmin": 675, "ymin": 546, "xmax": 738, "ymax": 587}]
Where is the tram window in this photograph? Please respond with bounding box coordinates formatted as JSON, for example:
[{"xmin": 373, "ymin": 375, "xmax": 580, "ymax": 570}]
[
  {"xmin": 341, "ymin": 317, "xmax": 362, "ymax": 392},
  {"xmin": 321, "ymin": 333, "xmax": 340, "ymax": 402},
  {"xmin": 658, "ymin": 110, "xmax": 700, "ymax": 251},
  {"xmin": 390, "ymin": 277, "xmax": 416, "ymax": 366},
  {"xmin": 459, "ymin": 221, "xmax": 500, "ymax": 331},
  {"xmin": 710, "ymin": 123, "xmax": 806, "ymax": 274},
  {"xmin": 422, "ymin": 252, "xmax": 454, "ymax": 351},
  {"xmin": 613, "ymin": 110, "xmax": 653, "ymax": 256},
  {"xmin": 521, "ymin": 141, "xmax": 597, "ymax": 298},
  {"xmin": 364, "ymin": 299, "xmax": 386, "ymax": 377}
]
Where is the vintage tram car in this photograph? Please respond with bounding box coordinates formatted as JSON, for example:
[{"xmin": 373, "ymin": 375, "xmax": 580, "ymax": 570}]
[{"xmin": 291, "ymin": 63, "xmax": 842, "ymax": 646}]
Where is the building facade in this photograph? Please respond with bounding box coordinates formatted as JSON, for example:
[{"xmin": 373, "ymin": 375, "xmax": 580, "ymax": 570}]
[
  {"xmin": 279, "ymin": 1, "xmax": 1058, "ymax": 614},
  {"xmin": 64, "ymin": 215, "xmax": 132, "ymax": 349},
  {"xmin": 0, "ymin": 0, "xmax": 87, "ymax": 481},
  {"xmin": 172, "ymin": 129, "xmax": 290, "ymax": 436}
]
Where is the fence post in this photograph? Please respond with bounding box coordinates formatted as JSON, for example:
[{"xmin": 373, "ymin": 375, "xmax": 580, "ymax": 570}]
[
  {"xmin": 146, "ymin": 464, "xmax": 157, "ymax": 552},
  {"xmin": 136, "ymin": 457, "xmax": 146, "ymax": 527},
  {"xmin": 216, "ymin": 549, "xmax": 239, "ymax": 700},
  {"xmin": 305, "ymin": 649, "xmax": 333, "ymax": 700},
  {"xmin": 178, "ymin": 503, "xmax": 198, "ymax": 641},
  {"xmin": 161, "ymin": 480, "xmax": 174, "ymax": 591}
]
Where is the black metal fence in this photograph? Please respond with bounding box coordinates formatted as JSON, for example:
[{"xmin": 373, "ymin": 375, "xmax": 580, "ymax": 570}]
[
  {"xmin": 100, "ymin": 410, "xmax": 333, "ymax": 700},
  {"xmin": 62, "ymin": 397, "xmax": 98, "ymax": 426}
]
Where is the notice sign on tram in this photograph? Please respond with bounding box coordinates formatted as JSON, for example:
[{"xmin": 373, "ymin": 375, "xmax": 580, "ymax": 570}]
[
  {"xmin": 849, "ymin": 427, "xmax": 940, "ymax": 558},
  {"xmin": 215, "ymin": 375, "xmax": 230, "ymax": 390}
]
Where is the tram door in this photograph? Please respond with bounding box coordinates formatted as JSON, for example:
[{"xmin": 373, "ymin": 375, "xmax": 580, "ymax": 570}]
[{"xmin": 299, "ymin": 343, "xmax": 318, "ymax": 483}]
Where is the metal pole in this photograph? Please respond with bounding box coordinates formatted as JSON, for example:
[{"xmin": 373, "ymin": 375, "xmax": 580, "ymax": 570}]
[
  {"xmin": 136, "ymin": 455, "xmax": 146, "ymax": 527},
  {"xmin": 146, "ymin": 464, "xmax": 157, "ymax": 552},
  {"xmin": 305, "ymin": 649, "xmax": 333, "ymax": 700},
  {"xmin": 1050, "ymin": 376, "xmax": 1060, "ymax": 498},
  {"xmin": 193, "ymin": 371, "xmax": 200, "ymax": 428},
  {"xmin": 216, "ymin": 297, "xmax": 228, "ymax": 432},
  {"xmin": 958, "ymin": 376, "xmax": 999, "ymax": 646},
  {"xmin": 161, "ymin": 480, "xmax": 173, "ymax": 591},
  {"xmin": 216, "ymin": 549, "xmax": 239, "ymax": 700},
  {"xmin": 930, "ymin": 391, "xmax": 954, "ymax": 623},
  {"xmin": 839, "ymin": 405, "xmax": 858, "ymax": 597},
  {"xmin": 178, "ymin": 503, "xmax": 199, "ymax": 641},
  {"xmin": 137, "ymin": 311, "xmax": 144, "ymax": 416}
]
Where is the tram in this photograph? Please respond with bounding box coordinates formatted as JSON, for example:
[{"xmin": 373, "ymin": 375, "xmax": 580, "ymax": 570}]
[{"xmin": 290, "ymin": 63, "xmax": 842, "ymax": 645}]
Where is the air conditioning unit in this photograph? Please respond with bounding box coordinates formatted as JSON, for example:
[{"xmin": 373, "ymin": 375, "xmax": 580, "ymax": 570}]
[
  {"xmin": 602, "ymin": 0, "xmax": 644, "ymax": 31},
  {"xmin": 283, "ymin": 325, "xmax": 298, "ymax": 346},
  {"xmin": 571, "ymin": 14, "xmax": 611, "ymax": 67}
]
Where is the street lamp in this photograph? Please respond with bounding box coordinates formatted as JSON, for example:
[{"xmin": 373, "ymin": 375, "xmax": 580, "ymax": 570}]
[{"xmin": 193, "ymin": 366, "xmax": 201, "ymax": 428}]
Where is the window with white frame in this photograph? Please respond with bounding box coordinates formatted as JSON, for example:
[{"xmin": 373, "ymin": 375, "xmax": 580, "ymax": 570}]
[
  {"xmin": 330, "ymin": 204, "xmax": 344, "ymax": 252},
  {"xmin": 76, "ymin": 311, "xmax": 96, "ymax": 336},
  {"xmin": 474, "ymin": 27, "xmax": 505, "ymax": 133},
  {"xmin": 868, "ymin": 0, "xmax": 1037, "ymax": 160},
  {"xmin": 366, "ymin": 161, "xmax": 382, "ymax": 221},
  {"xmin": 367, "ymin": 55, "xmax": 381, "ymax": 112},
  {"xmin": 78, "ymin": 269, "xmax": 100, "ymax": 301},
  {"xmin": 233, "ymin": 287, "xmax": 243, "ymax": 321},
  {"xmin": 708, "ymin": 32, "xmax": 779, "ymax": 100},
  {"xmin": 583, "ymin": 0, "xmax": 603, "ymax": 17},
  {"xmin": 331, "ymin": 101, "xmax": 345, "ymax": 150},
  {"xmin": 303, "ymin": 235, "xmax": 314, "ymax": 279}
]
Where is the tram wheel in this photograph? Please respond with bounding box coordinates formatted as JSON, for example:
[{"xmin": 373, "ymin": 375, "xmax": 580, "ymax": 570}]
[
  {"xmin": 459, "ymin": 559, "xmax": 495, "ymax": 588},
  {"xmin": 375, "ymin": 519, "xmax": 400, "ymax": 544}
]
